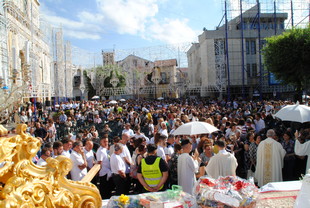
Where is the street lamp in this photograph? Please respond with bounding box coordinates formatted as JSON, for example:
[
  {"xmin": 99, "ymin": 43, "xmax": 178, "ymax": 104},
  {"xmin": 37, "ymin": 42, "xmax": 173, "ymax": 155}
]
[{"xmin": 110, "ymin": 71, "xmax": 119, "ymax": 100}]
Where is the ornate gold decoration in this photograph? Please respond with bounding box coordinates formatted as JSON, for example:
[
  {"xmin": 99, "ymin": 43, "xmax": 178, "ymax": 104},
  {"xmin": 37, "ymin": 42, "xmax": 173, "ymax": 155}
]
[
  {"xmin": 0, "ymin": 124, "xmax": 102, "ymax": 208},
  {"xmin": 263, "ymin": 143, "xmax": 273, "ymax": 185},
  {"xmin": 0, "ymin": 125, "xmax": 8, "ymax": 136}
]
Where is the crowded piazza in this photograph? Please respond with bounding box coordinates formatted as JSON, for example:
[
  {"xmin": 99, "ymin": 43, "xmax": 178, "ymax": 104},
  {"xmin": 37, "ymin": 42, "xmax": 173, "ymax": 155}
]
[
  {"xmin": 0, "ymin": 0, "xmax": 310, "ymax": 207},
  {"xmin": 1, "ymin": 98, "xmax": 310, "ymax": 207}
]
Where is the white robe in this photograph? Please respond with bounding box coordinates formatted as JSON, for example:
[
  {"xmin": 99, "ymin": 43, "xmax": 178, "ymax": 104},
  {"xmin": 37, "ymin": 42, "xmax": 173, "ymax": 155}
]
[
  {"xmin": 70, "ymin": 150, "xmax": 87, "ymax": 181},
  {"xmin": 205, "ymin": 149, "xmax": 238, "ymax": 179},
  {"xmin": 177, "ymin": 153, "xmax": 198, "ymax": 195},
  {"xmin": 294, "ymin": 140, "xmax": 310, "ymax": 174},
  {"xmin": 255, "ymin": 138, "xmax": 286, "ymax": 187}
]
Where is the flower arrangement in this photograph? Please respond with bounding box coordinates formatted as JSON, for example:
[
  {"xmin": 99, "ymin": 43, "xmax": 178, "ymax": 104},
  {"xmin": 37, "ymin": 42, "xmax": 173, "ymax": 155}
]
[
  {"xmin": 118, "ymin": 194, "xmax": 130, "ymax": 207},
  {"xmin": 107, "ymin": 194, "xmax": 141, "ymax": 208},
  {"xmin": 194, "ymin": 176, "xmax": 258, "ymax": 208}
]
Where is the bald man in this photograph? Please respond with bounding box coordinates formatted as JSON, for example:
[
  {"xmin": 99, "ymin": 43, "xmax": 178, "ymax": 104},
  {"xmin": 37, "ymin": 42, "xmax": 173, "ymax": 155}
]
[
  {"xmin": 84, "ymin": 140, "xmax": 95, "ymax": 170},
  {"xmin": 255, "ymin": 129, "xmax": 286, "ymax": 187}
]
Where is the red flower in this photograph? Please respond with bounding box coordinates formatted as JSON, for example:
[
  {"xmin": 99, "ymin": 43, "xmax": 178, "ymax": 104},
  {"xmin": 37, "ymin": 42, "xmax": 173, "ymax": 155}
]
[
  {"xmin": 200, "ymin": 178, "xmax": 215, "ymax": 187},
  {"xmin": 234, "ymin": 181, "xmax": 248, "ymax": 191}
]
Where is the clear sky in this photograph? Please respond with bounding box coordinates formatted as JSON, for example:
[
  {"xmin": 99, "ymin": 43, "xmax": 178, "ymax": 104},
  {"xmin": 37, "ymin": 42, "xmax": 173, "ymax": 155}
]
[{"xmin": 40, "ymin": 0, "xmax": 224, "ymax": 52}]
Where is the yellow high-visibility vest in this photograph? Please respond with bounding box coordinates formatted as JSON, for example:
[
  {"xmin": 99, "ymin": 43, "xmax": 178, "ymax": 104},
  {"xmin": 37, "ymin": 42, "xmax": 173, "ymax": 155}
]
[{"xmin": 141, "ymin": 157, "xmax": 163, "ymax": 191}]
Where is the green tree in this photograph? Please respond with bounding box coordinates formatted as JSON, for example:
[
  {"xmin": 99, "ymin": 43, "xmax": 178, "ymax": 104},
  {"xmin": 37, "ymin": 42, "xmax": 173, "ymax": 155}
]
[
  {"xmin": 103, "ymin": 70, "xmax": 126, "ymax": 88},
  {"xmin": 262, "ymin": 26, "xmax": 310, "ymax": 100},
  {"xmin": 84, "ymin": 64, "xmax": 127, "ymax": 99}
]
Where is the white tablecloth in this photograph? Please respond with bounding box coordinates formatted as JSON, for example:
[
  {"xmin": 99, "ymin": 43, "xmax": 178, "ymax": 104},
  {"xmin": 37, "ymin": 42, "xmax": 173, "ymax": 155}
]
[
  {"xmin": 259, "ymin": 180, "xmax": 302, "ymax": 192},
  {"xmin": 102, "ymin": 199, "xmax": 109, "ymax": 208}
]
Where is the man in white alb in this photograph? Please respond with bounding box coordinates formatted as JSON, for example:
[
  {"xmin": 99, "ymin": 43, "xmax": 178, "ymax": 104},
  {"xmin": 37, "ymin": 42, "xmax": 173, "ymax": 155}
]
[
  {"xmin": 255, "ymin": 129, "xmax": 286, "ymax": 187},
  {"xmin": 206, "ymin": 140, "xmax": 238, "ymax": 179},
  {"xmin": 178, "ymin": 139, "xmax": 199, "ymax": 195}
]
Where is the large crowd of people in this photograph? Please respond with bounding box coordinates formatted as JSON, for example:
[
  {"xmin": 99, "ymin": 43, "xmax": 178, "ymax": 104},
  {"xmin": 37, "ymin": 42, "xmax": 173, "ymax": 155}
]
[{"xmin": 6, "ymin": 98, "xmax": 310, "ymax": 198}]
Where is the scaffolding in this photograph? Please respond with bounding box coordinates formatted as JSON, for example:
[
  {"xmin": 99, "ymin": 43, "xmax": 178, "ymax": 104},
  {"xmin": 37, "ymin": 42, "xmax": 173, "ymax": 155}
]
[
  {"xmin": 219, "ymin": 0, "xmax": 309, "ymax": 100},
  {"xmin": 0, "ymin": 2, "xmax": 8, "ymax": 85}
]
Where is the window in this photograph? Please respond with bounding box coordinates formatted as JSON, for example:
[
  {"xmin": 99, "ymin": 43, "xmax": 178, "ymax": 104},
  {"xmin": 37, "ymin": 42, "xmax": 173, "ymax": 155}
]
[
  {"xmin": 246, "ymin": 64, "xmax": 251, "ymax": 78},
  {"xmin": 279, "ymin": 21, "xmax": 285, "ymax": 29},
  {"xmin": 160, "ymin": 72, "xmax": 167, "ymax": 84},
  {"xmin": 251, "ymin": 64, "xmax": 257, "ymax": 77},
  {"xmin": 73, "ymin": 76, "xmax": 81, "ymax": 87},
  {"xmin": 247, "ymin": 63, "xmax": 258, "ymax": 78},
  {"xmin": 250, "ymin": 40, "xmax": 256, "ymax": 54},
  {"xmin": 246, "ymin": 40, "xmax": 250, "ymax": 55}
]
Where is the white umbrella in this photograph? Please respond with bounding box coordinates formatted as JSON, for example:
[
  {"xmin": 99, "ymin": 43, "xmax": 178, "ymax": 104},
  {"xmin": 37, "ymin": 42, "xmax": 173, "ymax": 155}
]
[
  {"xmin": 91, "ymin": 95, "xmax": 100, "ymax": 99},
  {"xmin": 119, "ymin": 98, "xmax": 126, "ymax": 102},
  {"xmin": 157, "ymin": 97, "xmax": 164, "ymax": 100},
  {"xmin": 109, "ymin": 100, "xmax": 118, "ymax": 104},
  {"xmin": 172, "ymin": 121, "xmax": 219, "ymax": 136},
  {"xmin": 274, "ymin": 102, "xmax": 310, "ymax": 123}
]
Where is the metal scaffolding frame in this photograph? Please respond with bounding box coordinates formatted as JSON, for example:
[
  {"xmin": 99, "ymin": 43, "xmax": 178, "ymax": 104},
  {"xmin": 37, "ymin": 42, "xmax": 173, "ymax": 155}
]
[
  {"xmin": 220, "ymin": 0, "xmax": 308, "ymax": 100},
  {"xmin": 0, "ymin": 2, "xmax": 8, "ymax": 85}
]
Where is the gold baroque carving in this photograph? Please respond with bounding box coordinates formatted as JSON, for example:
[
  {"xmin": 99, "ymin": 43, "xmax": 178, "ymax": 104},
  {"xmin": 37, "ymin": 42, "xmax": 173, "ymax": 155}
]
[{"xmin": 0, "ymin": 124, "xmax": 102, "ymax": 208}]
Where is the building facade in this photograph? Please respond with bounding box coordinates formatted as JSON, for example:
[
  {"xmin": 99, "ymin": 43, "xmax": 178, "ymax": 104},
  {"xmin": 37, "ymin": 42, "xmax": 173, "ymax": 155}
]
[
  {"xmin": 0, "ymin": 0, "xmax": 52, "ymax": 102},
  {"xmin": 117, "ymin": 55, "xmax": 154, "ymax": 99},
  {"xmin": 187, "ymin": 4, "xmax": 294, "ymax": 99}
]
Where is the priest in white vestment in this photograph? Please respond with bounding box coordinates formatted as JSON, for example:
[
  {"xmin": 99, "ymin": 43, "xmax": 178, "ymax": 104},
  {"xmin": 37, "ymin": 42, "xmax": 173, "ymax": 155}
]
[
  {"xmin": 206, "ymin": 140, "xmax": 238, "ymax": 179},
  {"xmin": 294, "ymin": 130, "xmax": 310, "ymax": 174},
  {"xmin": 178, "ymin": 139, "xmax": 199, "ymax": 195},
  {"xmin": 255, "ymin": 129, "xmax": 286, "ymax": 187}
]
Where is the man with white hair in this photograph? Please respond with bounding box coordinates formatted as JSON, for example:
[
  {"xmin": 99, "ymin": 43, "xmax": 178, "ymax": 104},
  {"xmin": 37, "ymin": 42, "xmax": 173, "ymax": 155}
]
[{"xmin": 255, "ymin": 129, "xmax": 286, "ymax": 187}]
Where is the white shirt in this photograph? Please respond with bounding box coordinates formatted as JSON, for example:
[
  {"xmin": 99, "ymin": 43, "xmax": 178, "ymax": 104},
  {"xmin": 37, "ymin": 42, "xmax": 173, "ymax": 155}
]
[
  {"xmin": 120, "ymin": 144, "xmax": 132, "ymax": 174},
  {"xmin": 84, "ymin": 148, "xmax": 95, "ymax": 169},
  {"xmin": 62, "ymin": 150, "xmax": 71, "ymax": 158},
  {"xmin": 148, "ymin": 123, "xmax": 154, "ymax": 135},
  {"xmin": 70, "ymin": 150, "xmax": 87, "ymax": 181},
  {"xmin": 295, "ymin": 140, "xmax": 310, "ymax": 174},
  {"xmin": 254, "ymin": 119, "xmax": 265, "ymax": 133},
  {"xmin": 37, "ymin": 157, "xmax": 47, "ymax": 166},
  {"xmin": 178, "ymin": 153, "xmax": 199, "ymax": 195},
  {"xmin": 96, "ymin": 146, "xmax": 112, "ymax": 177},
  {"xmin": 110, "ymin": 153, "xmax": 126, "ymax": 174},
  {"xmin": 164, "ymin": 145, "xmax": 174, "ymax": 157},
  {"xmin": 159, "ymin": 129, "xmax": 168, "ymax": 137},
  {"xmin": 206, "ymin": 149, "xmax": 238, "ymax": 179},
  {"xmin": 122, "ymin": 129, "xmax": 134, "ymax": 137},
  {"xmin": 133, "ymin": 133, "xmax": 150, "ymax": 144},
  {"xmin": 157, "ymin": 145, "xmax": 166, "ymax": 161}
]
